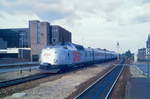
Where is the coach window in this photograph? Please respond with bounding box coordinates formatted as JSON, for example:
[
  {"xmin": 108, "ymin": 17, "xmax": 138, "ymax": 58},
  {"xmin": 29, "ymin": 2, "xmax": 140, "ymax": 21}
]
[
  {"xmin": 85, "ymin": 52, "xmax": 87, "ymax": 57},
  {"xmin": 68, "ymin": 53, "xmax": 70, "ymax": 56}
]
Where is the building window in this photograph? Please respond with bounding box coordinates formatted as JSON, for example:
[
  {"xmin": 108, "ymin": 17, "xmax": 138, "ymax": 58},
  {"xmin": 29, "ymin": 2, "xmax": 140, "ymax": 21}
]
[
  {"xmin": 53, "ymin": 39, "xmax": 56, "ymax": 42},
  {"xmin": 37, "ymin": 24, "xmax": 40, "ymax": 44}
]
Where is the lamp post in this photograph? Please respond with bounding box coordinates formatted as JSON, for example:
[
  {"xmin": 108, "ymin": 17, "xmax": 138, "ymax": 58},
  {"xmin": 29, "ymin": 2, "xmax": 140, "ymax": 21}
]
[
  {"xmin": 19, "ymin": 33, "xmax": 24, "ymax": 74},
  {"xmin": 116, "ymin": 42, "xmax": 120, "ymax": 61}
]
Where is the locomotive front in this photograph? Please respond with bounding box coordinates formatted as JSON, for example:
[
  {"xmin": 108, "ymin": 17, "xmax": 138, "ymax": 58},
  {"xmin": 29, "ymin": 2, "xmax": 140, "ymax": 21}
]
[
  {"xmin": 39, "ymin": 47, "xmax": 61, "ymax": 72},
  {"xmin": 40, "ymin": 48, "xmax": 57, "ymax": 65}
]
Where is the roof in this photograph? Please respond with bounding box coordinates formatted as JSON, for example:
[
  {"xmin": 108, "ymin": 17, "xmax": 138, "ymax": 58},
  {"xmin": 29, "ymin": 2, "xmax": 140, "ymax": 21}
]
[{"xmin": 46, "ymin": 42, "xmax": 84, "ymax": 51}]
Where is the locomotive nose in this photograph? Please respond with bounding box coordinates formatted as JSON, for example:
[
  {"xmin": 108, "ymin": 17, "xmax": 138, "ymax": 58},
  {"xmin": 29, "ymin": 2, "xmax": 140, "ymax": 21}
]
[{"xmin": 40, "ymin": 49, "xmax": 57, "ymax": 64}]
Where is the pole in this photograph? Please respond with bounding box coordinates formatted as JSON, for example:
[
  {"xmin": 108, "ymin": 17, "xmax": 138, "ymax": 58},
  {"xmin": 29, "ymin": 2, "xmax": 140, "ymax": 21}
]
[
  {"xmin": 20, "ymin": 33, "xmax": 24, "ymax": 74},
  {"xmin": 117, "ymin": 42, "xmax": 120, "ymax": 61},
  {"xmin": 22, "ymin": 33, "xmax": 23, "ymax": 60},
  {"xmin": 148, "ymin": 60, "xmax": 149, "ymax": 78},
  {"xmin": 104, "ymin": 49, "xmax": 106, "ymax": 62}
]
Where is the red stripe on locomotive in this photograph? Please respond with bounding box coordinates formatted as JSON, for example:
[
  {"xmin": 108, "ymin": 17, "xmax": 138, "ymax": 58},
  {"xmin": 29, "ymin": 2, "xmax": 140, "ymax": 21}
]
[
  {"xmin": 44, "ymin": 53, "xmax": 51, "ymax": 57},
  {"xmin": 73, "ymin": 51, "xmax": 81, "ymax": 62}
]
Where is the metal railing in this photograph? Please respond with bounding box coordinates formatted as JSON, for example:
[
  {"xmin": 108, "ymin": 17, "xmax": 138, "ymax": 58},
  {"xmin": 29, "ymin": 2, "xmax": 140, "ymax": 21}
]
[{"xmin": 0, "ymin": 62, "xmax": 39, "ymax": 68}]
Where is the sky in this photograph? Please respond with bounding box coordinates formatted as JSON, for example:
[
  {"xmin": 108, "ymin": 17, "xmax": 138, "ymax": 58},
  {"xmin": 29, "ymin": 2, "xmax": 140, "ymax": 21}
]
[{"xmin": 0, "ymin": 0, "xmax": 150, "ymax": 53}]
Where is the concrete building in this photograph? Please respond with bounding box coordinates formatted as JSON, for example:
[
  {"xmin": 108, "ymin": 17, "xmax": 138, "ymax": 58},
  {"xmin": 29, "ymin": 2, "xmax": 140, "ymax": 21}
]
[
  {"xmin": 29, "ymin": 20, "xmax": 72, "ymax": 61},
  {"xmin": 0, "ymin": 38, "xmax": 7, "ymax": 49},
  {"xmin": 51, "ymin": 25, "xmax": 72, "ymax": 45},
  {"xmin": 0, "ymin": 28, "xmax": 29, "ymax": 48},
  {"xmin": 137, "ymin": 48, "xmax": 146, "ymax": 61},
  {"xmin": 137, "ymin": 35, "xmax": 150, "ymax": 61},
  {"xmin": 29, "ymin": 20, "xmax": 51, "ymax": 61}
]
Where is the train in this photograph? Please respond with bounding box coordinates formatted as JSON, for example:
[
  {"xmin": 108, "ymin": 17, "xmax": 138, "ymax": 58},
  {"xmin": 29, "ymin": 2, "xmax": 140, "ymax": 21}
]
[{"xmin": 39, "ymin": 42, "xmax": 118, "ymax": 73}]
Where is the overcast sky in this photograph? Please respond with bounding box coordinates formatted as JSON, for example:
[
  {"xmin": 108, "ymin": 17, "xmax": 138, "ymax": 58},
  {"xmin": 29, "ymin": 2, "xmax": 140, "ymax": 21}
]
[{"xmin": 0, "ymin": 0, "xmax": 150, "ymax": 53}]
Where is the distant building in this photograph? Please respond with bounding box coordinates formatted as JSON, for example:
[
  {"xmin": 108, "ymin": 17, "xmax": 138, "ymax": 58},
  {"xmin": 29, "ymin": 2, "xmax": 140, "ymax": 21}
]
[
  {"xmin": 51, "ymin": 25, "xmax": 72, "ymax": 45},
  {"xmin": 146, "ymin": 34, "xmax": 150, "ymax": 48},
  {"xmin": 137, "ymin": 48, "xmax": 146, "ymax": 61},
  {"xmin": 137, "ymin": 34, "xmax": 150, "ymax": 61},
  {"xmin": 0, "ymin": 28, "xmax": 29, "ymax": 48}
]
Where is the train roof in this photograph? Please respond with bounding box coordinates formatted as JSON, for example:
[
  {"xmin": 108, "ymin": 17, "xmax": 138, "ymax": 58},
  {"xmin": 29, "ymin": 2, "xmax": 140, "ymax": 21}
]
[
  {"xmin": 45, "ymin": 42, "xmax": 85, "ymax": 51},
  {"xmin": 44, "ymin": 42, "xmax": 118, "ymax": 54}
]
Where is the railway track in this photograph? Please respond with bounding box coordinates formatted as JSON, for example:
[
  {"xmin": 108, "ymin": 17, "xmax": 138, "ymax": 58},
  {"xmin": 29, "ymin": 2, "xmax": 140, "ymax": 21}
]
[
  {"xmin": 0, "ymin": 73, "xmax": 51, "ymax": 88},
  {"xmin": 0, "ymin": 60, "xmax": 120, "ymax": 93},
  {"xmin": 0, "ymin": 63, "xmax": 95, "ymax": 89},
  {"xmin": 74, "ymin": 60, "xmax": 125, "ymax": 99}
]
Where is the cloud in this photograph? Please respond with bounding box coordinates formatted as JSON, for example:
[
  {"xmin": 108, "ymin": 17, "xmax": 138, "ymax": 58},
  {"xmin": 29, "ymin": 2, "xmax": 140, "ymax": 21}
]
[
  {"xmin": 0, "ymin": 0, "xmax": 150, "ymax": 53},
  {"xmin": 0, "ymin": 12, "xmax": 40, "ymax": 28},
  {"xmin": 0, "ymin": 0, "xmax": 74, "ymax": 21}
]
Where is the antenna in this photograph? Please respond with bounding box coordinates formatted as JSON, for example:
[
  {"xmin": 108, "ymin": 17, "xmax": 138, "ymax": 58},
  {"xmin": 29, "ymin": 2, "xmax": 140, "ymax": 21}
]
[{"xmin": 81, "ymin": 36, "xmax": 84, "ymax": 46}]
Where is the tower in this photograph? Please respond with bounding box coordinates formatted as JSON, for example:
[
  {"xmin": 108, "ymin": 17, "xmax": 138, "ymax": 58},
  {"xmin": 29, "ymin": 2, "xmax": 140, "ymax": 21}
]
[
  {"xmin": 146, "ymin": 34, "xmax": 150, "ymax": 48},
  {"xmin": 29, "ymin": 20, "xmax": 50, "ymax": 61}
]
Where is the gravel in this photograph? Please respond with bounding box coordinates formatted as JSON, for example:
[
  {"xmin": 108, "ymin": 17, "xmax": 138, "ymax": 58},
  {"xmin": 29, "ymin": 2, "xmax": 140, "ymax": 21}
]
[{"xmin": 4, "ymin": 62, "xmax": 115, "ymax": 99}]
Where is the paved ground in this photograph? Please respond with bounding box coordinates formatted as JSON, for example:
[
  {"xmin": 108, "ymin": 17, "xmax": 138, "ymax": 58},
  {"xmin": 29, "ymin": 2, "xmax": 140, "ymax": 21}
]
[
  {"xmin": 126, "ymin": 78, "xmax": 150, "ymax": 99},
  {"xmin": 126, "ymin": 65, "xmax": 150, "ymax": 99}
]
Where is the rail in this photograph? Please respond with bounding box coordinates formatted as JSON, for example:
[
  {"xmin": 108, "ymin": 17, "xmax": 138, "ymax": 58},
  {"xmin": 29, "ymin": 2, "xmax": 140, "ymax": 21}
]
[
  {"xmin": 0, "ymin": 62, "xmax": 39, "ymax": 68},
  {"xmin": 0, "ymin": 73, "xmax": 50, "ymax": 88},
  {"xmin": 74, "ymin": 59, "xmax": 125, "ymax": 99}
]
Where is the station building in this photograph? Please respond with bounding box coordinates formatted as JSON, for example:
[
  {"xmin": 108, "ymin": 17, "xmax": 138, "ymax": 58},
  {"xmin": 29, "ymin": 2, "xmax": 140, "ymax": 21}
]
[
  {"xmin": 0, "ymin": 28, "xmax": 29, "ymax": 48},
  {"xmin": 0, "ymin": 20, "xmax": 72, "ymax": 61},
  {"xmin": 0, "ymin": 38, "xmax": 7, "ymax": 49},
  {"xmin": 137, "ymin": 48, "xmax": 146, "ymax": 61},
  {"xmin": 0, "ymin": 48, "xmax": 31, "ymax": 61},
  {"xmin": 29, "ymin": 20, "xmax": 72, "ymax": 61},
  {"xmin": 51, "ymin": 25, "xmax": 71, "ymax": 45}
]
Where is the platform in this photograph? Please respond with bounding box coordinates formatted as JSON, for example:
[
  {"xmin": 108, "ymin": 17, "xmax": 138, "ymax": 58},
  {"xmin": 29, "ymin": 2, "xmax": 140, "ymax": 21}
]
[
  {"xmin": 126, "ymin": 77, "xmax": 150, "ymax": 99},
  {"xmin": 126, "ymin": 65, "xmax": 150, "ymax": 99}
]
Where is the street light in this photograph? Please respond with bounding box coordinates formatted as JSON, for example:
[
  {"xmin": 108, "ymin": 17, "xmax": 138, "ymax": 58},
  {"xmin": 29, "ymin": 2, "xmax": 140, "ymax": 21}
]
[
  {"xmin": 19, "ymin": 32, "xmax": 24, "ymax": 74},
  {"xmin": 116, "ymin": 42, "xmax": 120, "ymax": 61}
]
